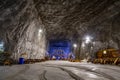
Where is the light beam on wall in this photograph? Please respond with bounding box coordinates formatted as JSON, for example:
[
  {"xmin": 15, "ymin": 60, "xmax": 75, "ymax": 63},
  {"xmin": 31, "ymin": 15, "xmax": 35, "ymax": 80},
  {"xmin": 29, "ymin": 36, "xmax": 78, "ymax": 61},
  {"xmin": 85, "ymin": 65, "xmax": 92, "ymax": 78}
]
[{"xmin": 82, "ymin": 43, "xmax": 85, "ymax": 48}]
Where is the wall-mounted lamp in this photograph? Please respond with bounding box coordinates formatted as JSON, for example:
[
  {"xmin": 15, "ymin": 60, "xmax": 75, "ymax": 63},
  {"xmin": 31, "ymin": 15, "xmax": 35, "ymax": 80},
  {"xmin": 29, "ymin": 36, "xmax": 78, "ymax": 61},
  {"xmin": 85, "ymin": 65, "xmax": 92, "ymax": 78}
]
[
  {"xmin": 39, "ymin": 29, "xmax": 43, "ymax": 33},
  {"xmin": 85, "ymin": 36, "xmax": 93, "ymax": 44},
  {"xmin": 38, "ymin": 29, "xmax": 43, "ymax": 37},
  {"xmin": 73, "ymin": 44, "xmax": 77, "ymax": 48},
  {"xmin": 103, "ymin": 50, "xmax": 107, "ymax": 54}
]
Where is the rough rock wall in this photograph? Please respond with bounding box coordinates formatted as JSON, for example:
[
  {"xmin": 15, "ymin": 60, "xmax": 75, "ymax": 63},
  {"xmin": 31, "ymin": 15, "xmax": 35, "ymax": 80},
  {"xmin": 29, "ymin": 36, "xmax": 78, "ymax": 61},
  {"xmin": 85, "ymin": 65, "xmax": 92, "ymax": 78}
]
[
  {"xmin": 76, "ymin": 1, "xmax": 120, "ymax": 59},
  {"xmin": 0, "ymin": 0, "xmax": 46, "ymax": 60},
  {"xmin": 80, "ymin": 40, "xmax": 119, "ymax": 59},
  {"xmin": 86, "ymin": 1, "xmax": 120, "ymax": 49},
  {"xmin": 33, "ymin": 0, "xmax": 119, "ymax": 40}
]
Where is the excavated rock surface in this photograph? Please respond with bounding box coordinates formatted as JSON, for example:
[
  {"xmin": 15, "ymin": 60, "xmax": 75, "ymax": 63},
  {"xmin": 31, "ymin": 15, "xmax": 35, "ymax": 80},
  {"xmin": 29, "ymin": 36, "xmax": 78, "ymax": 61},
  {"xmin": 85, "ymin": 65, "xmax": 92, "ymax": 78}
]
[
  {"xmin": 0, "ymin": 0, "xmax": 46, "ymax": 60},
  {"xmin": 33, "ymin": 0, "xmax": 120, "ymax": 59},
  {"xmin": 34, "ymin": 0, "xmax": 120, "ymax": 41},
  {"xmin": 33, "ymin": 0, "xmax": 120, "ymax": 48},
  {"xmin": 0, "ymin": 0, "xmax": 120, "ymax": 60}
]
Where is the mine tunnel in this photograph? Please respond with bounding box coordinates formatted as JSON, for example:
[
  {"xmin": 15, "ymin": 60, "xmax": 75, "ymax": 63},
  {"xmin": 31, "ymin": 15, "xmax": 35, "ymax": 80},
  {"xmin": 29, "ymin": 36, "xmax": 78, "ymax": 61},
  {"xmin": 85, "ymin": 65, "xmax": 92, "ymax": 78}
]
[{"xmin": 0, "ymin": 0, "xmax": 120, "ymax": 80}]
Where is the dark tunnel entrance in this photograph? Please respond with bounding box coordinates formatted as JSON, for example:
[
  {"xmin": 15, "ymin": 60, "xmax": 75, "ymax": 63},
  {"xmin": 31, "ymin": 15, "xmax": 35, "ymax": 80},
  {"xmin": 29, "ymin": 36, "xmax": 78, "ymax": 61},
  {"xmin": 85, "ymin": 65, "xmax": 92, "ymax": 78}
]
[{"xmin": 48, "ymin": 40, "xmax": 74, "ymax": 60}]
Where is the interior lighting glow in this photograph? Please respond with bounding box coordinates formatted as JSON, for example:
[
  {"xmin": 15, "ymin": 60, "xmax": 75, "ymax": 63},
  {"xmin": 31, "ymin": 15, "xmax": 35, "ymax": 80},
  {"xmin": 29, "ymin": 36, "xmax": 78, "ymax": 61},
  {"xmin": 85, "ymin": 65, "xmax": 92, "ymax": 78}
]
[
  {"xmin": 103, "ymin": 50, "xmax": 107, "ymax": 54},
  {"xmin": 73, "ymin": 44, "xmax": 77, "ymax": 48}
]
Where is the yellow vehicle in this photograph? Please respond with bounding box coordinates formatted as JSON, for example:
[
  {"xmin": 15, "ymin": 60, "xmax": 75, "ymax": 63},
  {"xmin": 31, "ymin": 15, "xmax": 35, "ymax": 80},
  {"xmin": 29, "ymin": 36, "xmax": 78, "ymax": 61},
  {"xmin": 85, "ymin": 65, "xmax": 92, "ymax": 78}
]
[
  {"xmin": 93, "ymin": 49, "xmax": 120, "ymax": 65},
  {"xmin": 97, "ymin": 49, "xmax": 120, "ymax": 58}
]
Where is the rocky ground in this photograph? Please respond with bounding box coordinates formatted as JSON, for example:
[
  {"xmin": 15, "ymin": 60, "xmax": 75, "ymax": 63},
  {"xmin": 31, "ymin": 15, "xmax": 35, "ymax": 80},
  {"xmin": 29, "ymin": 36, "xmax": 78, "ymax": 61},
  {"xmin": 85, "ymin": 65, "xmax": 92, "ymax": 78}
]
[{"xmin": 0, "ymin": 61, "xmax": 120, "ymax": 80}]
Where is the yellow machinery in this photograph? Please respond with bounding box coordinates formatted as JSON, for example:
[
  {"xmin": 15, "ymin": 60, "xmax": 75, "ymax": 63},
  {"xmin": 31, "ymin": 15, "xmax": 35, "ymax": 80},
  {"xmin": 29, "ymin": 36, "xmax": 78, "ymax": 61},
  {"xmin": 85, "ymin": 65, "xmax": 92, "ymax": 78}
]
[
  {"xmin": 93, "ymin": 49, "xmax": 120, "ymax": 65},
  {"xmin": 0, "ymin": 52, "xmax": 13, "ymax": 65}
]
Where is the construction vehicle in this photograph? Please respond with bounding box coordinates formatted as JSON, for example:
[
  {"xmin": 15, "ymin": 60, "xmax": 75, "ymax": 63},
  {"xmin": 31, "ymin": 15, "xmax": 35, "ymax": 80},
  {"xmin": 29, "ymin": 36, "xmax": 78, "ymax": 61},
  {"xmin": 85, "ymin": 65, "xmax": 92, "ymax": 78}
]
[{"xmin": 93, "ymin": 48, "xmax": 120, "ymax": 65}]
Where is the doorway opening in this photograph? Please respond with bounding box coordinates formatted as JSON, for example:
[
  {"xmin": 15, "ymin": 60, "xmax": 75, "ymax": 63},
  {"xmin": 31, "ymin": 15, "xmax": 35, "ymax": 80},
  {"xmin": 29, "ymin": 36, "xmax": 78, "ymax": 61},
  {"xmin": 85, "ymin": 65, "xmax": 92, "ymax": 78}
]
[{"xmin": 48, "ymin": 40, "xmax": 72, "ymax": 60}]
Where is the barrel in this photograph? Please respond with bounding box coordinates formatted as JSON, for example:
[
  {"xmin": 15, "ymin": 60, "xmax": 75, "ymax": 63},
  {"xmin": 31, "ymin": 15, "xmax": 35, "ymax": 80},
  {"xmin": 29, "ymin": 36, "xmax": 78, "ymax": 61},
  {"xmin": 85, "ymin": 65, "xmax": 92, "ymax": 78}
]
[{"xmin": 19, "ymin": 58, "xmax": 24, "ymax": 64}]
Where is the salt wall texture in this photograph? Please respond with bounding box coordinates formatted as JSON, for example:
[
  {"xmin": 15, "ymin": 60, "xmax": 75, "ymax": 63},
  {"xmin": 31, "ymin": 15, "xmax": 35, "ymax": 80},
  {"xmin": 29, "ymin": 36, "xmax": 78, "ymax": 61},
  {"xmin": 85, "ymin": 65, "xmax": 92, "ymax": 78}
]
[
  {"xmin": 0, "ymin": 0, "xmax": 46, "ymax": 60},
  {"xmin": 0, "ymin": 0, "xmax": 120, "ymax": 60}
]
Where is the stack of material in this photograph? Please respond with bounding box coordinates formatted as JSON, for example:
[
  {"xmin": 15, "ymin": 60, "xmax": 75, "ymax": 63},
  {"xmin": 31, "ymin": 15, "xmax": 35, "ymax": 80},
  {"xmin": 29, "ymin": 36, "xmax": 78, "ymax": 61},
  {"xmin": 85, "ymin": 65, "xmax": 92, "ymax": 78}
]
[
  {"xmin": 0, "ymin": 52, "xmax": 13, "ymax": 65},
  {"xmin": 93, "ymin": 49, "xmax": 120, "ymax": 65}
]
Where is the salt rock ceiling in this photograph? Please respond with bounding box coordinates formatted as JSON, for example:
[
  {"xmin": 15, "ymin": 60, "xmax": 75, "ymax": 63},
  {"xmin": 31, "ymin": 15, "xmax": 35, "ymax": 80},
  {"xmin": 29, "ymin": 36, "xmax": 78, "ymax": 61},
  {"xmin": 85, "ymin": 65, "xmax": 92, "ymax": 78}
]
[
  {"xmin": 0, "ymin": 0, "xmax": 120, "ymax": 44},
  {"xmin": 33, "ymin": 0, "xmax": 120, "ymax": 41},
  {"xmin": 0, "ymin": 0, "xmax": 120, "ymax": 59}
]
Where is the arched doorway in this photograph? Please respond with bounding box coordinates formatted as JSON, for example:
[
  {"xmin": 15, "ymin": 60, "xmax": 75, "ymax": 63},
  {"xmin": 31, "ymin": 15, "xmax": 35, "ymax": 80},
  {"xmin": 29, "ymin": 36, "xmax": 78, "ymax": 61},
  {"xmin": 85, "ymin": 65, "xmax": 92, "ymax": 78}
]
[{"xmin": 48, "ymin": 40, "xmax": 71, "ymax": 60}]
